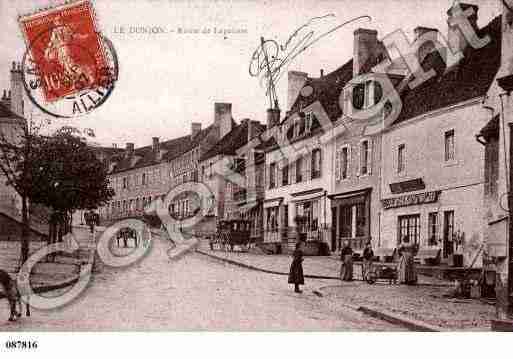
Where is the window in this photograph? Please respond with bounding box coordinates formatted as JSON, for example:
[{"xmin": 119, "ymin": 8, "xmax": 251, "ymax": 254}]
[
  {"xmin": 311, "ymin": 148, "xmax": 321, "ymax": 179},
  {"xmin": 142, "ymin": 173, "xmax": 146, "ymax": 185},
  {"xmin": 397, "ymin": 144, "xmax": 405, "ymax": 173},
  {"xmin": 444, "ymin": 129, "xmax": 455, "ymax": 161},
  {"xmin": 360, "ymin": 140, "xmax": 369, "ymax": 175},
  {"xmin": 353, "ymin": 83, "xmax": 365, "ymax": 110},
  {"xmin": 296, "ymin": 157, "xmax": 303, "ymax": 182},
  {"xmin": 269, "ymin": 162, "xmax": 276, "ymax": 189},
  {"xmin": 123, "ymin": 177, "xmax": 127, "ymax": 189},
  {"xmin": 428, "ymin": 212, "xmax": 439, "ymax": 246},
  {"xmin": 266, "ymin": 207, "xmax": 279, "ymax": 232},
  {"xmin": 398, "ymin": 214, "xmax": 420, "ymax": 245},
  {"xmin": 305, "ymin": 112, "xmax": 313, "ymax": 133},
  {"xmin": 281, "ymin": 160, "xmax": 289, "ymax": 186},
  {"xmin": 341, "ymin": 147, "xmax": 349, "ymax": 179}
]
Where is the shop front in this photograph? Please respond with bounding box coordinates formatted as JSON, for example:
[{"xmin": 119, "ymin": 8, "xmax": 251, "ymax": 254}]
[{"xmin": 329, "ymin": 188, "xmax": 371, "ymax": 252}]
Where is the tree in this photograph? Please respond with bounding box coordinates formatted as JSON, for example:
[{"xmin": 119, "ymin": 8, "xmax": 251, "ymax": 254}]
[
  {"xmin": 28, "ymin": 128, "xmax": 114, "ymax": 245},
  {"xmin": 0, "ymin": 113, "xmax": 45, "ymax": 264}
]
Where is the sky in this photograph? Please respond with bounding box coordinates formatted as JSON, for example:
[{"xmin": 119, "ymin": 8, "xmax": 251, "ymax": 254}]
[{"xmin": 0, "ymin": 0, "xmax": 501, "ymax": 148}]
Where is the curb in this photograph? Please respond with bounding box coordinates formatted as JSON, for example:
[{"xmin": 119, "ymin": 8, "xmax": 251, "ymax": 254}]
[
  {"xmin": 356, "ymin": 306, "xmax": 443, "ymax": 332},
  {"xmin": 196, "ymin": 249, "xmax": 341, "ymax": 280},
  {"xmin": 314, "ymin": 286, "xmax": 444, "ymax": 332}
]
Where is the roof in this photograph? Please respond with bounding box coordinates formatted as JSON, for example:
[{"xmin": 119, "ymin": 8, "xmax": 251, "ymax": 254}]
[
  {"xmin": 289, "ymin": 59, "xmax": 354, "ymax": 121},
  {"xmin": 110, "ymin": 124, "xmax": 217, "ymax": 174},
  {"xmin": 200, "ymin": 120, "xmax": 266, "ymax": 161},
  {"xmin": 0, "ymin": 103, "xmax": 23, "ymax": 121},
  {"xmin": 393, "ymin": 15, "xmax": 502, "ymax": 125}
]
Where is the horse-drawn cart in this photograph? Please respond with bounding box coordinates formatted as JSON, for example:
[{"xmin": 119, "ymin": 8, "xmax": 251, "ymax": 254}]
[{"xmin": 209, "ymin": 219, "xmax": 252, "ymax": 252}]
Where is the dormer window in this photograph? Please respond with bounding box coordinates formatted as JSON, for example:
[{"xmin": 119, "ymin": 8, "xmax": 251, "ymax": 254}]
[{"xmin": 349, "ymin": 80, "xmax": 383, "ymax": 113}]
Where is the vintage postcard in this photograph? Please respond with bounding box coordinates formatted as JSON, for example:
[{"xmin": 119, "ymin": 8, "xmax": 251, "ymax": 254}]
[{"xmin": 0, "ymin": 0, "xmax": 513, "ymax": 356}]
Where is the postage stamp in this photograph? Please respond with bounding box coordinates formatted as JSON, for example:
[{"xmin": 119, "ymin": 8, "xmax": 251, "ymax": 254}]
[{"xmin": 18, "ymin": 0, "xmax": 117, "ymax": 118}]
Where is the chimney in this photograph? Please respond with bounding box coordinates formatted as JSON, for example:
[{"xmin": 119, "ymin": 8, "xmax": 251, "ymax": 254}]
[
  {"xmin": 214, "ymin": 102, "xmax": 233, "ymax": 139},
  {"xmin": 353, "ymin": 28, "xmax": 379, "ymax": 76},
  {"xmin": 126, "ymin": 142, "xmax": 134, "ymax": 157},
  {"xmin": 0, "ymin": 89, "xmax": 10, "ymax": 110},
  {"xmin": 10, "ymin": 61, "xmax": 24, "ymax": 116},
  {"xmin": 447, "ymin": 2, "xmax": 479, "ymax": 54},
  {"xmin": 247, "ymin": 119, "xmax": 262, "ymax": 142},
  {"xmin": 191, "ymin": 122, "xmax": 202, "ymax": 138},
  {"xmin": 152, "ymin": 137, "xmax": 160, "ymax": 152},
  {"xmin": 500, "ymin": 0, "xmax": 513, "ymax": 77},
  {"xmin": 112, "ymin": 143, "xmax": 118, "ymax": 148},
  {"xmin": 287, "ymin": 71, "xmax": 308, "ymax": 111},
  {"xmin": 267, "ymin": 108, "xmax": 281, "ymax": 129},
  {"xmin": 414, "ymin": 26, "xmax": 438, "ymax": 65},
  {"xmin": 320, "ymin": 69, "xmax": 324, "ymax": 78}
]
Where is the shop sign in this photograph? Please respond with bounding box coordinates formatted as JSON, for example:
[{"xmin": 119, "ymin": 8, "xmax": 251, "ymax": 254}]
[{"xmin": 382, "ymin": 190, "xmax": 441, "ymax": 209}]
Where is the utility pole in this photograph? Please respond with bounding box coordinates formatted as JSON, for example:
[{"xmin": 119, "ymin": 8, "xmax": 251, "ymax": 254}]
[{"xmin": 494, "ymin": 75, "xmax": 513, "ymax": 330}]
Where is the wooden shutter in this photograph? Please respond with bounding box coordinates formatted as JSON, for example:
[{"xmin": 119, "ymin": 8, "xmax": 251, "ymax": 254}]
[
  {"xmin": 356, "ymin": 142, "xmax": 361, "ymax": 177},
  {"xmin": 290, "ymin": 161, "xmax": 296, "ymax": 184},
  {"xmin": 367, "ymin": 139, "xmax": 373, "ymax": 175},
  {"xmin": 335, "ymin": 149, "xmax": 341, "ymax": 181},
  {"xmin": 305, "ymin": 152, "xmax": 311, "ymax": 181},
  {"xmin": 347, "ymin": 145, "xmax": 352, "ymax": 179}
]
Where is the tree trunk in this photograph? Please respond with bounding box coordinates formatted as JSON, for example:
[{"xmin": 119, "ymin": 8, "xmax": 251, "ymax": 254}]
[{"xmin": 20, "ymin": 195, "xmax": 29, "ymax": 265}]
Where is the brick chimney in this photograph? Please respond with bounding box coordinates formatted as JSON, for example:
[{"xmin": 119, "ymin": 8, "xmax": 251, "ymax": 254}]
[
  {"xmin": 287, "ymin": 71, "xmax": 308, "ymax": 111},
  {"xmin": 500, "ymin": 0, "xmax": 513, "ymax": 78},
  {"xmin": 266, "ymin": 108, "xmax": 280, "ymax": 129},
  {"xmin": 10, "ymin": 61, "xmax": 24, "ymax": 117},
  {"xmin": 214, "ymin": 102, "xmax": 232, "ymax": 139},
  {"xmin": 152, "ymin": 136, "xmax": 160, "ymax": 152},
  {"xmin": 0, "ymin": 89, "xmax": 11, "ymax": 110},
  {"xmin": 447, "ymin": 2, "xmax": 479, "ymax": 54},
  {"xmin": 247, "ymin": 119, "xmax": 262, "ymax": 142},
  {"xmin": 125, "ymin": 142, "xmax": 134, "ymax": 157},
  {"xmin": 353, "ymin": 28, "xmax": 379, "ymax": 76},
  {"xmin": 191, "ymin": 122, "xmax": 202, "ymax": 138},
  {"xmin": 414, "ymin": 26, "xmax": 438, "ymax": 65}
]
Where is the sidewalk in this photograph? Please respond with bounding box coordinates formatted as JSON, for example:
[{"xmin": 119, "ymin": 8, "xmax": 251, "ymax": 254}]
[
  {"xmin": 196, "ymin": 241, "xmax": 495, "ymax": 330},
  {"xmin": 0, "ymin": 225, "xmax": 99, "ymax": 297}
]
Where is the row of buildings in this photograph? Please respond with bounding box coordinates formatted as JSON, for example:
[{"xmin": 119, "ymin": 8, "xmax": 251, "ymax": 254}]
[
  {"xmin": 95, "ymin": 2, "xmax": 511, "ymax": 267},
  {"xmin": 2, "ymin": 1, "xmax": 510, "ymax": 273}
]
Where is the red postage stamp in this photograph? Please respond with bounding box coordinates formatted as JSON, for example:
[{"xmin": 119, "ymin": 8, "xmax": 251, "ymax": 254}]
[{"xmin": 18, "ymin": 0, "xmax": 109, "ymax": 103}]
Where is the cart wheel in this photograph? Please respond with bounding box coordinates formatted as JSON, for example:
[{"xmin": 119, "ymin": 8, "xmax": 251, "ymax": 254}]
[{"xmin": 366, "ymin": 272, "xmax": 377, "ymax": 284}]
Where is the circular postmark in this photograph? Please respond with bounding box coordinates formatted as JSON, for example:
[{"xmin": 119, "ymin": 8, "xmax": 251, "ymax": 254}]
[{"xmin": 21, "ymin": 26, "xmax": 118, "ymax": 118}]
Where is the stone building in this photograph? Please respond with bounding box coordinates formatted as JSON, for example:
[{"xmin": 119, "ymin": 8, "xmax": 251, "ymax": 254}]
[
  {"xmin": 199, "ymin": 118, "xmax": 266, "ymax": 240},
  {"xmin": 379, "ymin": 3, "xmax": 501, "ymax": 266},
  {"xmin": 99, "ymin": 103, "xmax": 233, "ymax": 231}
]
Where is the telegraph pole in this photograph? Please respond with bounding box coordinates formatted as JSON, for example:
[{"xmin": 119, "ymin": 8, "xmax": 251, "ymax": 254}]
[{"xmin": 495, "ymin": 75, "xmax": 513, "ymax": 330}]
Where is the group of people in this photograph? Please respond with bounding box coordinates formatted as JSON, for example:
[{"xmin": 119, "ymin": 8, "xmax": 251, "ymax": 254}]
[{"xmin": 288, "ymin": 236, "xmax": 418, "ymax": 292}]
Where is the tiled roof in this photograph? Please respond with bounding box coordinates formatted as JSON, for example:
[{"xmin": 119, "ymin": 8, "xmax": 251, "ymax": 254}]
[
  {"xmin": 393, "ymin": 15, "xmax": 501, "ymax": 125},
  {"xmin": 289, "ymin": 59, "xmax": 354, "ymax": 121},
  {"xmin": 200, "ymin": 120, "xmax": 266, "ymax": 161},
  {"xmin": 110, "ymin": 124, "xmax": 217, "ymax": 174}
]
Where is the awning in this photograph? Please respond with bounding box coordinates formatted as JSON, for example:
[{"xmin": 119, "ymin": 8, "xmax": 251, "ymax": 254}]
[
  {"xmin": 329, "ymin": 188, "xmax": 371, "ymax": 207},
  {"xmin": 238, "ymin": 201, "xmax": 258, "ymax": 213},
  {"xmin": 264, "ymin": 197, "xmax": 283, "ymax": 208},
  {"xmin": 291, "ymin": 192, "xmax": 325, "ymax": 203}
]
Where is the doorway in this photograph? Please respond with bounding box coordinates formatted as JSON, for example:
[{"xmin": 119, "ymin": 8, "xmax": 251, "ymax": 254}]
[{"xmin": 443, "ymin": 210, "xmax": 454, "ymax": 258}]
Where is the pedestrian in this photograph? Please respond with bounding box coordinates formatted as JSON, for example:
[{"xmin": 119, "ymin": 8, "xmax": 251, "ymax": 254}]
[
  {"xmin": 362, "ymin": 241, "xmax": 374, "ymax": 281},
  {"xmin": 288, "ymin": 242, "xmax": 304, "ymax": 293},
  {"xmin": 340, "ymin": 240, "xmax": 353, "ymax": 281},
  {"xmin": 397, "ymin": 236, "xmax": 418, "ymax": 285}
]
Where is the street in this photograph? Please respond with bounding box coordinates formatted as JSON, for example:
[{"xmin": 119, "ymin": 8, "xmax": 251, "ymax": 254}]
[{"xmin": 1, "ymin": 236, "xmax": 400, "ymax": 331}]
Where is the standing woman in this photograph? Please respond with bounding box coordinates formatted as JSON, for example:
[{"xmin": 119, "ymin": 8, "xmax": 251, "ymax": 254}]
[
  {"xmin": 340, "ymin": 240, "xmax": 354, "ymax": 281},
  {"xmin": 397, "ymin": 236, "xmax": 418, "ymax": 285},
  {"xmin": 288, "ymin": 242, "xmax": 304, "ymax": 293}
]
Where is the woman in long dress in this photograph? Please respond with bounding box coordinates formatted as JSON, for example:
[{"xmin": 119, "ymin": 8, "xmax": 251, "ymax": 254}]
[
  {"xmin": 398, "ymin": 236, "xmax": 418, "ymax": 285},
  {"xmin": 288, "ymin": 242, "xmax": 304, "ymax": 293},
  {"xmin": 340, "ymin": 240, "xmax": 354, "ymax": 281}
]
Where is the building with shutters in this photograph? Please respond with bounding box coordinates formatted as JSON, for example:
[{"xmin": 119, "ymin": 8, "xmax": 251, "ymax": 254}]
[
  {"xmin": 379, "ymin": 3, "xmax": 501, "ymax": 267},
  {"xmin": 199, "ymin": 118, "xmax": 266, "ymax": 240},
  {"xmin": 98, "ymin": 103, "xmax": 234, "ymax": 229}
]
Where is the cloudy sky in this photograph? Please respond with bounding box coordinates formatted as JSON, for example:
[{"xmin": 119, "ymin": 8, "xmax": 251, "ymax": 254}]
[{"xmin": 0, "ymin": 0, "xmax": 500, "ymax": 147}]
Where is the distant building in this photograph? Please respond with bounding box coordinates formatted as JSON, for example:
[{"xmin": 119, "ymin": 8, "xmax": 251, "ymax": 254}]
[
  {"xmin": 98, "ymin": 103, "xmax": 234, "ymax": 232},
  {"xmin": 199, "ymin": 117, "xmax": 266, "ymax": 240}
]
